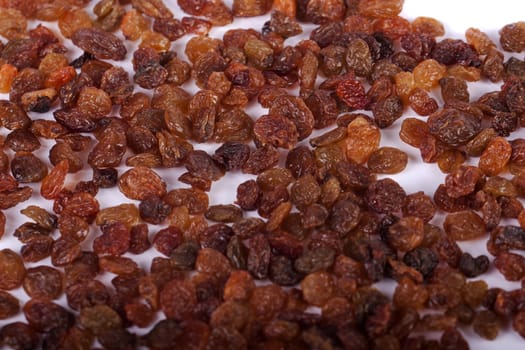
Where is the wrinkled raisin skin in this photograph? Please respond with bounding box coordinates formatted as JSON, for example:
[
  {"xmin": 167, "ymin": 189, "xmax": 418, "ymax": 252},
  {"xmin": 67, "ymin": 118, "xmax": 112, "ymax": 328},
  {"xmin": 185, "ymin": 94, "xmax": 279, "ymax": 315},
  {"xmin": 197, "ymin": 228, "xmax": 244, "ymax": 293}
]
[{"xmin": 71, "ymin": 28, "xmax": 127, "ymax": 60}]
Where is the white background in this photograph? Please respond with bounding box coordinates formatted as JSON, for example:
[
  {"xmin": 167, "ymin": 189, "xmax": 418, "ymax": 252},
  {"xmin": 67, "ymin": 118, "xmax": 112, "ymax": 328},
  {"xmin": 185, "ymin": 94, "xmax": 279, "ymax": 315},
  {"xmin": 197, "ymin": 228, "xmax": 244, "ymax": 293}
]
[{"xmin": 1, "ymin": 0, "xmax": 525, "ymax": 348}]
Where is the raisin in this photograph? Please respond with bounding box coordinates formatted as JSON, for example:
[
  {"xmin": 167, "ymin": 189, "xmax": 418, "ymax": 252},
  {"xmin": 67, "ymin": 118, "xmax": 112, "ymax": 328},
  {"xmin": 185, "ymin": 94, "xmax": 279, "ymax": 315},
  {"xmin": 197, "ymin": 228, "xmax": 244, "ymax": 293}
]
[
  {"xmin": 235, "ymin": 180, "xmax": 260, "ymax": 211},
  {"xmin": 466, "ymin": 27, "xmax": 495, "ymax": 55},
  {"xmin": 444, "ymin": 165, "xmax": 483, "ymax": 198},
  {"xmin": 0, "ymin": 322, "xmax": 40, "ymax": 349},
  {"xmin": 128, "ymin": 224, "xmax": 151, "ymax": 255},
  {"xmin": 29, "ymin": 119, "xmax": 67, "ymax": 139},
  {"xmin": 242, "ymin": 145, "xmax": 280, "ymax": 175},
  {"xmin": 413, "ymin": 59, "xmax": 446, "ymax": 91},
  {"xmin": 399, "ymin": 118, "xmax": 429, "ymax": 148},
  {"xmin": 210, "ymin": 300, "xmax": 251, "ymax": 332},
  {"xmin": 444, "ymin": 210, "xmax": 486, "ymax": 241},
  {"xmin": 182, "ymin": 16, "xmax": 212, "ymax": 35},
  {"xmin": 20, "ymin": 236, "xmax": 54, "ymax": 263},
  {"xmin": 0, "ymin": 186, "xmax": 33, "ymax": 210},
  {"xmin": 358, "ymin": 0, "xmax": 403, "ymax": 18},
  {"xmin": 211, "ymin": 142, "xmax": 249, "ymax": 171},
  {"xmin": 387, "ymin": 216, "xmax": 424, "ymax": 252},
  {"xmin": 479, "ymin": 136, "xmax": 512, "ymax": 176},
  {"xmin": 402, "ymin": 191, "xmax": 436, "ymax": 223},
  {"xmin": 393, "ymin": 277, "xmax": 429, "ymax": 309},
  {"xmin": 0, "ymin": 249, "xmax": 25, "ymax": 290},
  {"xmin": 40, "ymin": 159, "xmax": 68, "ymax": 200},
  {"xmin": 95, "ymin": 204, "xmax": 140, "ymax": 230},
  {"xmin": 78, "ymin": 304, "xmax": 122, "ymax": 335},
  {"xmin": 366, "ymin": 178, "xmax": 406, "ymax": 214},
  {"xmin": 409, "ymin": 88, "xmax": 438, "ymax": 116},
  {"xmin": 345, "ymin": 38, "xmax": 372, "ymax": 78},
  {"xmin": 345, "ymin": 116, "xmax": 381, "ymax": 164},
  {"xmin": 5, "ymin": 129, "xmax": 40, "ymax": 152},
  {"xmin": 93, "ymin": 0, "xmax": 124, "ymax": 32},
  {"xmin": 268, "ymin": 95, "xmax": 314, "ymax": 141},
  {"xmin": 412, "ymin": 17, "xmax": 445, "ymax": 37},
  {"xmin": 336, "ymin": 78, "xmax": 369, "ymax": 110},
  {"xmin": 165, "ymin": 188, "xmax": 209, "ymax": 215},
  {"xmin": 403, "ymin": 247, "xmax": 438, "ymax": 278},
  {"xmin": 71, "ymin": 28, "xmax": 127, "ymax": 60},
  {"xmin": 118, "ymin": 166, "xmax": 167, "ymax": 200},
  {"xmin": 326, "ymin": 199, "xmax": 360, "ymax": 235},
  {"xmin": 500, "ymin": 21, "xmax": 525, "ymax": 52},
  {"xmin": 0, "ymin": 291, "xmax": 19, "ymax": 320},
  {"xmin": 93, "ymin": 222, "xmax": 130, "ymax": 256},
  {"xmin": 372, "ymin": 95, "xmax": 403, "ymax": 128},
  {"xmin": 23, "ymin": 299, "xmax": 72, "ymax": 332},
  {"xmin": 367, "ymin": 147, "xmax": 408, "ymax": 174},
  {"xmin": 205, "ymin": 205, "xmax": 243, "ymax": 223},
  {"xmin": 459, "ymin": 253, "xmax": 490, "ymax": 278},
  {"xmin": 0, "ymin": 100, "xmax": 31, "ymax": 130},
  {"xmin": 139, "ymin": 195, "xmax": 172, "ymax": 225},
  {"xmin": 294, "ymin": 247, "xmax": 334, "ymax": 275},
  {"xmin": 253, "ymin": 114, "xmax": 298, "ymax": 149},
  {"xmin": 2, "ymin": 3, "xmax": 525, "ymax": 348},
  {"xmin": 214, "ymin": 108, "xmax": 253, "ymax": 143},
  {"xmin": 494, "ymin": 252, "xmax": 525, "ymax": 281},
  {"xmin": 289, "ymin": 174, "xmax": 319, "ymax": 209},
  {"xmin": 374, "ymin": 16, "xmax": 411, "ymax": 40},
  {"xmin": 446, "ymin": 65, "xmax": 481, "ymax": 84},
  {"xmin": 439, "ymin": 328, "xmax": 468, "ymax": 350},
  {"xmin": 431, "ymin": 38, "xmax": 480, "ymax": 67},
  {"xmin": 151, "ymin": 227, "xmax": 183, "ymax": 257},
  {"xmin": 132, "ymin": 0, "xmax": 173, "ymax": 19},
  {"xmin": 249, "ymin": 285, "xmax": 286, "ymax": 325},
  {"xmin": 428, "ymin": 108, "xmax": 481, "ymax": 147},
  {"xmin": 23, "ymin": 266, "xmax": 63, "ymax": 300},
  {"xmin": 0, "ymin": 64, "xmax": 18, "ymax": 93},
  {"xmin": 246, "ymin": 234, "xmax": 271, "ymax": 279},
  {"xmin": 437, "ymin": 149, "xmax": 466, "ymax": 174},
  {"xmin": 1, "ymin": 40, "xmax": 41, "ymax": 71},
  {"xmin": 100, "ymin": 67, "xmax": 133, "ymax": 105}
]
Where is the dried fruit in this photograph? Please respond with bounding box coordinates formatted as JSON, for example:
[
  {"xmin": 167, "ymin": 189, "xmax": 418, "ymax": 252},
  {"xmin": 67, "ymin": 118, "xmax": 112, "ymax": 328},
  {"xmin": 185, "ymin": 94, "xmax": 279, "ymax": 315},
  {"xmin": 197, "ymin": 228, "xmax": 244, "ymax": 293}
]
[
  {"xmin": 366, "ymin": 178, "xmax": 406, "ymax": 214},
  {"xmin": 500, "ymin": 21, "xmax": 525, "ymax": 52},
  {"xmin": 253, "ymin": 114, "xmax": 298, "ymax": 149},
  {"xmin": 387, "ymin": 216, "xmax": 424, "ymax": 252},
  {"xmin": 160, "ymin": 279, "xmax": 197, "ymax": 320},
  {"xmin": 23, "ymin": 266, "xmax": 63, "ymax": 300},
  {"xmin": 118, "ymin": 166, "xmax": 167, "ymax": 200},
  {"xmin": 358, "ymin": 0, "xmax": 404, "ymax": 18},
  {"xmin": 428, "ymin": 108, "xmax": 481, "ymax": 147},
  {"xmin": 367, "ymin": 147, "xmax": 408, "ymax": 174},
  {"xmin": 479, "ymin": 136, "xmax": 512, "ymax": 176},
  {"xmin": 413, "ymin": 59, "xmax": 447, "ymax": 91},
  {"xmin": 345, "ymin": 116, "xmax": 381, "ymax": 164},
  {"xmin": 132, "ymin": 0, "xmax": 173, "ymax": 19},
  {"xmin": 0, "ymin": 249, "xmax": 26, "ymax": 290},
  {"xmin": 71, "ymin": 28, "xmax": 127, "ymax": 60},
  {"xmin": 337, "ymin": 78, "xmax": 369, "ymax": 110},
  {"xmin": 444, "ymin": 210, "xmax": 486, "ymax": 241},
  {"xmin": 494, "ymin": 252, "xmax": 525, "ymax": 281}
]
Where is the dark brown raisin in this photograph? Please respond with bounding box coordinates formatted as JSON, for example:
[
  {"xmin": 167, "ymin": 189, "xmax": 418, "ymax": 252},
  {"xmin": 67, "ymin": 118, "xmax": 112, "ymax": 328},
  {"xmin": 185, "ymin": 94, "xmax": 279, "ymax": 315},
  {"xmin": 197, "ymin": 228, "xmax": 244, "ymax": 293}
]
[{"xmin": 71, "ymin": 28, "xmax": 127, "ymax": 60}]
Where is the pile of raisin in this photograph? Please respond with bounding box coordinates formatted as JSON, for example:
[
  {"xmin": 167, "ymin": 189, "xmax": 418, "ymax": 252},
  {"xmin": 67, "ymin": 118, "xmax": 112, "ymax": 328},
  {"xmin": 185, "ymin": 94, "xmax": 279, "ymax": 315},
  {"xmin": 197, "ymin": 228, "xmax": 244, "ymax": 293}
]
[{"xmin": 1, "ymin": 0, "xmax": 525, "ymax": 348}]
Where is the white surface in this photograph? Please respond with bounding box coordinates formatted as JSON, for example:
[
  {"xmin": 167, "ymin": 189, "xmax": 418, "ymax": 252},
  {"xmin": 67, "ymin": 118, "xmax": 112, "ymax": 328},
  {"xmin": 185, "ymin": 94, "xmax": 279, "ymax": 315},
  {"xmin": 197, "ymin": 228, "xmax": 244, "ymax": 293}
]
[{"xmin": 0, "ymin": 0, "xmax": 524, "ymax": 348}]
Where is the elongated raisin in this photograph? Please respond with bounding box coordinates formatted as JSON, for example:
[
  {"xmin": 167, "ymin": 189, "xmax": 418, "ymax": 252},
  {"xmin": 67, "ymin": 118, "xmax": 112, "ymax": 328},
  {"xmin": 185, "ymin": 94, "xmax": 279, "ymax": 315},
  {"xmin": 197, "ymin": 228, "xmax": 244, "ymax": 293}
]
[{"xmin": 71, "ymin": 28, "xmax": 127, "ymax": 60}]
